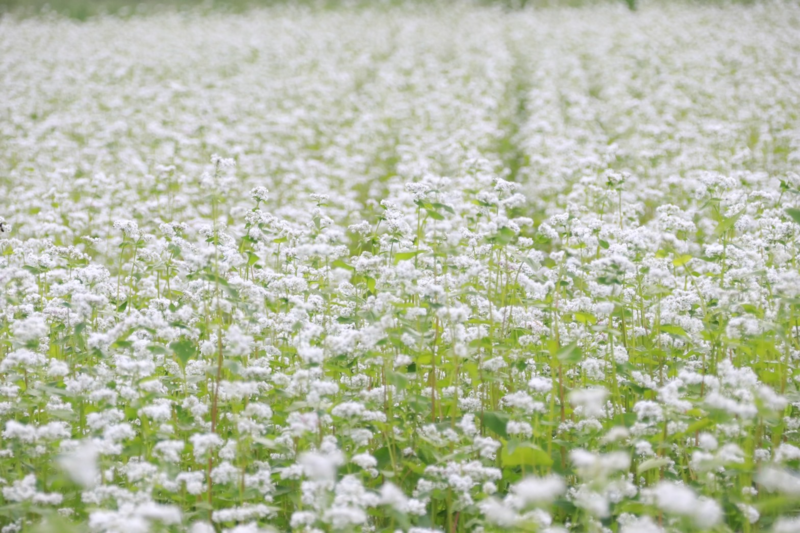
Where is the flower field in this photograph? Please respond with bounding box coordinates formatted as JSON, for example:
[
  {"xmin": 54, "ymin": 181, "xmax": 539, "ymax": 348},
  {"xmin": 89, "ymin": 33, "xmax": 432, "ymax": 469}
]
[{"xmin": 1, "ymin": 2, "xmax": 800, "ymax": 532}]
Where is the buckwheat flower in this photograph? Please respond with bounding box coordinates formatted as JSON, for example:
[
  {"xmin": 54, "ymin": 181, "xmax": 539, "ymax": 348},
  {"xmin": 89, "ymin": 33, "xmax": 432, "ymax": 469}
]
[
  {"xmin": 479, "ymin": 498, "xmax": 519, "ymax": 527},
  {"xmin": 190, "ymin": 433, "xmax": 223, "ymax": 461},
  {"xmin": 600, "ymin": 426, "xmax": 629, "ymax": 444},
  {"xmin": 139, "ymin": 399, "xmax": 172, "ymax": 422},
  {"xmin": 634, "ymin": 441, "xmax": 654, "ymax": 457},
  {"xmin": 323, "ymin": 505, "xmax": 366, "ymax": 530},
  {"xmin": 11, "ymin": 314, "xmax": 48, "ymax": 344},
  {"xmin": 502, "ymin": 392, "xmax": 545, "ymax": 414},
  {"xmin": 508, "ymin": 475, "xmax": 565, "ymax": 508},
  {"xmin": 299, "ymin": 452, "xmax": 342, "ymax": 482},
  {"xmin": 3, "ymin": 474, "xmax": 62, "ymax": 505},
  {"xmin": 153, "ymin": 440, "xmax": 184, "ymax": 463},
  {"xmin": 351, "ymin": 453, "xmax": 378, "ymax": 470},
  {"xmin": 47, "ymin": 359, "xmax": 69, "ymax": 377},
  {"xmin": 58, "ymin": 441, "xmax": 98, "ymax": 488},
  {"xmin": 394, "ymin": 353, "xmax": 413, "ymax": 368},
  {"xmin": 758, "ymin": 385, "xmax": 788, "ymax": 411},
  {"xmin": 757, "ymin": 466, "xmax": 800, "ymax": 495},
  {"xmin": 113, "ymin": 219, "xmax": 141, "ymax": 240},
  {"xmin": 177, "ymin": 472, "xmax": 206, "ymax": 495},
  {"xmin": 754, "ymin": 448, "xmax": 771, "ymax": 462},
  {"xmin": 250, "ymin": 187, "xmax": 269, "ymax": 203},
  {"xmin": 646, "ymin": 481, "xmax": 721, "ymax": 528},
  {"xmin": 698, "ymin": 432, "xmax": 718, "ymax": 450},
  {"xmin": 287, "ymin": 411, "xmax": 319, "ymax": 435},
  {"xmin": 290, "ymin": 511, "xmax": 317, "ymax": 529},
  {"xmin": 705, "ymin": 391, "xmax": 757, "ymax": 419},
  {"xmin": 406, "ymin": 499, "xmax": 428, "ymax": 516},
  {"xmin": 736, "ymin": 503, "xmax": 759, "ymax": 524},
  {"xmin": 190, "ymin": 522, "xmax": 215, "ymax": 533},
  {"xmin": 348, "ymin": 428, "xmax": 373, "ymax": 447},
  {"xmin": 3, "ymin": 421, "xmax": 36, "ymax": 442},
  {"xmin": 569, "ymin": 387, "xmax": 609, "ymax": 418},
  {"xmin": 458, "ymin": 414, "xmax": 478, "ymax": 437},
  {"xmin": 210, "ymin": 154, "xmax": 235, "ymax": 168},
  {"xmin": 481, "ymin": 356, "xmax": 507, "ymax": 372},
  {"xmin": 571, "ymin": 485, "xmax": 609, "ymax": 518},
  {"xmin": 528, "ymin": 376, "xmax": 553, "ymax": 393},
  {"xmin": 633, "ymin": 400, "xmax": 664, "ymax": 422},
  {"xmin": 212, "ymin": 503, "xmax": 272, "ymax": 523},
  {"xmin": 104, "ymin": 423, "xmax": 135, "ymax": 443},
  {"xmin": 331, "ymin": 401, "xmax": 366, "ymax": 419},
  {"xmin": 379, "ymin": 482, "xmax": 408, "ymax": 512},
  {"xmin": 507, "ymin": 421, "xmax": 533, "ymax": 438},
  {"xmin": 243, "ymin": 402, "xmax": 273, "ymax": 420},
  {"xmin": 224, "ymin": 325, "xmax": 254, "ymax": 357},
  {"xmin": 570, "ymin": 449, "xmax": 630, "ymax": 479},
  {"xmin": 224, "ymin": 523, "xmax": 273, "ymax": 533},
  {"xmin": 298, "ymin": 345, "xmax": 324, "ymax": 365},
  {"xmin": 774, "ymin": 516, "xmax": 800, "ymax": 533},
  {"xmin": 618, "ymin": 515, "xmax": 663, "ymax": 533},
  {"xmin": 137, "ymin": 502, "xmax": 181, "ymax": 524},
  {"xmin": 473, "ymin": 436, "xmax": 501, "ymax": 459},
  {"xmin": 610, "ymin": 345, "xmax": 629, "ymax": 364},
  {"xmin": 1, "ymin": 348, "xmax": 46, "ymax": 372}
]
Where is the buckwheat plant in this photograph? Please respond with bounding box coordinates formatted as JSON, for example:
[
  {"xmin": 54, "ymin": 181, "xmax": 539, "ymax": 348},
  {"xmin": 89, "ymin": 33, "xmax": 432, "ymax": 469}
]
[{"xmin": 1, "ymin": 1, "xmax": 800, "ymax": 532}]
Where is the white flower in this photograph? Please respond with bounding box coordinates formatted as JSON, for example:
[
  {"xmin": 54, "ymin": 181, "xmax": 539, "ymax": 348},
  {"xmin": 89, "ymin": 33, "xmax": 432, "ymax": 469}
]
[
  {"xmin": 646, "ymin": 481, "xmax": 721, "ymax": 528},
  {"xmin": 569, "ymin": 387, "xmax": 609, "ymax": 419},
  {"xmin": 58, "ymin": 441, "xmax": 98, "ymax": 488},
  {"xmin": 508, "ymin": 475, "xmax": 565, "ymax": 507}
]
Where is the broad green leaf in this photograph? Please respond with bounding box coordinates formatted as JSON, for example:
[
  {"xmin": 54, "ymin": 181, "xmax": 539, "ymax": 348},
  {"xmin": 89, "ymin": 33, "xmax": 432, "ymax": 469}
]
[
  {"xmin": 557, "ymin": 341, "xmax": 582, "ymax": 364},
  {"xmin": 482, "ymin": 411, "xmax": 510, "ymax": 439},
  {"xmin": 387, "ymin": 371, "xmax": 408, "ymax": 390},
  {"xmin": 425, "ymin": 209, "xmax": 444, "ymax": 220},
  {"xmin": 637, "ymin": 457, "xmax": 671, "ymax": 474},
  {"xmin": 331, "ymin": 259, "xmax": 354, "ymax": 271},
  {"xmin": 786, "ymin": 208, "xmax": 800, "ymax": 225},
  {"xmin": 672, "ymin": 254, "xmax": 692, "ymax": 267},
  {"xmin": 660, "ymin": 324, "xmax": 688, "ymax": 337},
  {"xmin": 394, "ymin": 250, "xmax": 422, "ymax": 264},
  {"xmin": 714, "ymin": 212, "xmax": 742, "ymax": 236},
  {"xmin": 170, "ymin": 339, "xmax": 197, "ymax": 368},
  {"xmin": 502, "ymin": 442, "xmax": 553, "ymax": 468}
]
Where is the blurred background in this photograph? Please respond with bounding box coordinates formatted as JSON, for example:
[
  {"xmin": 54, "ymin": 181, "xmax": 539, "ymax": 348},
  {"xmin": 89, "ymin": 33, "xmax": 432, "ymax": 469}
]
[{"xmin": 0, "ymin": 0, "xmax": 756, "ymax": 21}]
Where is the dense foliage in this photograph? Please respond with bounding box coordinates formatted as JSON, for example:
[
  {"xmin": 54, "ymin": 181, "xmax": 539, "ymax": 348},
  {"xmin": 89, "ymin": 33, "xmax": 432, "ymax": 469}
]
[{"xmin": 1, "ymin": 2, "xmax": 800, "ymax": 532}]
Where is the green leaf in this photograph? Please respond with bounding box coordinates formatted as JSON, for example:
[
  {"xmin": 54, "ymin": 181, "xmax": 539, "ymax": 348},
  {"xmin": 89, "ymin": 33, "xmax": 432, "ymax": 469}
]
[
  {"xmin": 637, "ymin": 457, "xmax": 671, "ymax": 474},
  {"xmin": 502, "ymin": 442, "xmax": 553, "ymax": 468},
  {"xmin": 660, "ymin": 324, "xmax": 688, "ymax": 337},
  {"xmin": 331, "ymin": 259, "xmax": 354, "ymax": 271},
  {"xmin": 394, "ymin": 250, "xmax": 422, "ymax": 264},
  {"xmin": 557, "ymin": 341, "xmax": 582, "ymax": 364},
  {"xmin": 387, "ymin": 372, "xmax": 408, "ymax": 390},
  {"xmin": 425, "ymin": 209, "xmax": 444, "ymax": 220},
  {"xmin": 714, "ymin": 211, "xmax": 742, "ymax": 236},
  {"xmin": 672, "ymin": 254, "xmax": 692, "ymax": 267},
  {"xmin": 170, "ymin": 339, "xmax": 197, "ymax": 368},
  {"xmin": 147, "ymin": 345, "xmax": 169, "ymax": 355},
  {"xmin": 573, "ymin": 312, "xmax": 597, "ymax": 325},
  {"xmin": 786, "ymin": 208, "xmax": 800, "ymax": 225},
  {"xmin": 432, "ymin": 203, "xmax": 455, "ymax": 214},
  {"xmin": 482, "ymin": 411, "xmax": 509, "ymax": 439},
  {"xmin": 495, "ymin": 226, "xmax": 516, "ymax": 245}
]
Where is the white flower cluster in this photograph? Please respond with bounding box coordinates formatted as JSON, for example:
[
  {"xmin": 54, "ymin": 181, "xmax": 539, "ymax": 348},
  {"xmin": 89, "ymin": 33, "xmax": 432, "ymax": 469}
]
[{"xmin": 0, "ymin": 1, "xmax": 800, "ymax": 531}]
